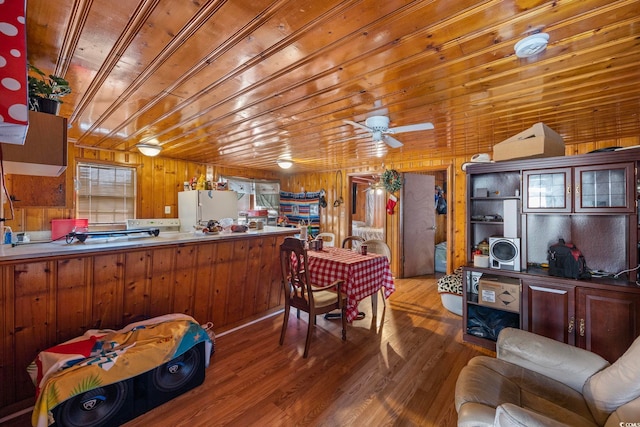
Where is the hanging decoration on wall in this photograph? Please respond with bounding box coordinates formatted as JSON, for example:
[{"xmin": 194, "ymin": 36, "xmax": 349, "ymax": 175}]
[
  {"xmin": 386, "ymin": 194, "xmax": 398, "ymax": 215},
  {"xmin": 319, "ymin": 188, "xmax": 328, "ymax": 208},
  {"xmin": 333, "ymin": 170, "xmax": 344, "ymax": 207},
  {"xmin": 381, "ymin": 169, "xmax": 402, "ymax": 193}
]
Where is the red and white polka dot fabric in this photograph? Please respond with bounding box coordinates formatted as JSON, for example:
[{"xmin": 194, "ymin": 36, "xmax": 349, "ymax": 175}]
[{"xmin": 0, "ymin": 0, "xmax": 28, "ymax": 143}]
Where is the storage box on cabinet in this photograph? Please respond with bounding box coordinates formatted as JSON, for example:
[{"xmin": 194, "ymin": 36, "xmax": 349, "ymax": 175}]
[
  {"xmin": 478, "ymin": 277, "xmax": 521, "ymax": 313},
  {"xmin": 493, "ymin": 123, "xmax": 565, "ymax": 162}
]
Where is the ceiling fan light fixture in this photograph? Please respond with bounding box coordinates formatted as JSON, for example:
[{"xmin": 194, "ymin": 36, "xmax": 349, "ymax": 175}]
[
  {"xmin": 136, "ymin": 143, "xmax": 163, "ymax": 157},
  {"xmin": 514, "ymin": 32, "xmax": 549, "ymax": 58},
  {"xmin": 365, "ymin": 115, "xmax": 390, "ymax": 130},
  {"xmin": 277, "ymin": 158, "xmax": 293, "ymax": 169}
]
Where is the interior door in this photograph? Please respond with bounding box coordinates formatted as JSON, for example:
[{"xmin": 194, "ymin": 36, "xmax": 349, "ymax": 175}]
[{"xmin": 402, "ymin": 173, "xmax": 436, "ymax": 276}]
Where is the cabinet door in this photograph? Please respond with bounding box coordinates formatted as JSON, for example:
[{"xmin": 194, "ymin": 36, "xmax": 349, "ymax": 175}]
[
  {"xmin": 522, "ymin": 280, "xmax": 576, "ymax": 345},
  {"xmin": 522, "ymin": 168, "xmax": 572, "ymax": 213},
  {"xmin": 7, "ymin": 173, "xmax": 66, "ymax": 207},
  {"xmin": 574, "ymin": 163, "xmax": 634, "ymax": 213},
  {"xmin": 576, "ymin": 287, "xmax": 640, "ymax": 362}
]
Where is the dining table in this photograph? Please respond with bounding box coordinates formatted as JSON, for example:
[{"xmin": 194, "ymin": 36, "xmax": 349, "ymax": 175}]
[{"xmin": 305, "ymin": 246, "xmax": 395, "ymax": 321}]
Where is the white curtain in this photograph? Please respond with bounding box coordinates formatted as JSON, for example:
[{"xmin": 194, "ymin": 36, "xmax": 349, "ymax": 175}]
[{"xmin": 365, "ymin": 190, "xmax": 385, "ymax": 227}]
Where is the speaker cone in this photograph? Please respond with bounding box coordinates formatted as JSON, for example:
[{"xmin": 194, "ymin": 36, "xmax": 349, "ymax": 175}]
[
  {"xmin": 492, "ymin": 240, "xmax": 518, "ymax": 261},
  {"xmin": 55, "ymin": 381, "xmax": 129, "ymax": 427},
  {"xmin": 152, "ymin": 345, "xmax": 202, "ymax": 392}
]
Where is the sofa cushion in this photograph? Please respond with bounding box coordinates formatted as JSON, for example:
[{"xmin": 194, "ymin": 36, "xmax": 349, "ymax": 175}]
[
  {"xmin": 456, "ymin": 356, "xmax": 598, "ymax": 427},
  {"xmin": 602, "ymin": 395, "xmax": 640, "ymax": 427},
  {"xmin": 583, "ymin": 335, "xmax": 640, "ymax": 425}
]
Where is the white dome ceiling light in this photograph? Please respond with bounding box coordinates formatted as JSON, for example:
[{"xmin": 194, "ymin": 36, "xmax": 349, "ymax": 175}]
[
  {"xmin": 277, "ymin": 158, "xmax": 293, "ymax": 169},
  {"xmin": 136, "ymin": 142, "xmax": 163, "ymax": 157},
  {"xmin": 514, "ymin": 33, "xmax": 550, "ymax": 58}
]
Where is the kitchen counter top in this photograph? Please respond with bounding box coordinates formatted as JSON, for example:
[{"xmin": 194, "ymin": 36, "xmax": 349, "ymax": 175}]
[{"xmin": 0, "ymin": 226, "xmax": 299, "ymax": 262}]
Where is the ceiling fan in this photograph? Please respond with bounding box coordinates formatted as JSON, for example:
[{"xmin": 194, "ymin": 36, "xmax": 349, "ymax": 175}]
[{"xmin": 343, "ymin": 115, "xmax": 434, "ymax": 148}]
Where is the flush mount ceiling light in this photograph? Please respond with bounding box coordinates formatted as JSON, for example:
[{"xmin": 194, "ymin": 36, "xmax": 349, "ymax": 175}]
[
  {"xmin": 514, "ymin": 32, "xmax": 549, "ymax": 58},
  {"xmin": 136, "ymin": 143, "xmax": 163, "ymax": 157},
  {"xmin": 277, "ymin": 158, "xmax": 293, "ymax": 169}
]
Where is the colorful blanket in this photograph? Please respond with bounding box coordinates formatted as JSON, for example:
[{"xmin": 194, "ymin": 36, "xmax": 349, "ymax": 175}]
[
  {"xmin": 27, "ymin": 313, "xmax": 212, "ymax": 427},
  {"xmin": 279, "ymin": 191, "xmax": 321, "ymax": 236}
]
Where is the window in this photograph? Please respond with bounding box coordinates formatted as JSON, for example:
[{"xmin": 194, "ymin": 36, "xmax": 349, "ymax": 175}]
[
  {"xmin": 76, "ymin": 163, "xmax": 136, "ymax": 224},
  {"xmin": 223, "ymin": 177, "xmax": 280, "ymax": 212}
]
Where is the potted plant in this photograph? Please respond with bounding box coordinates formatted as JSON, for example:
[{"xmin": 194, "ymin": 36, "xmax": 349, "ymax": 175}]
[{"xmin": 27, "ymin": 64, "xmax": 71, "ymax": 114}]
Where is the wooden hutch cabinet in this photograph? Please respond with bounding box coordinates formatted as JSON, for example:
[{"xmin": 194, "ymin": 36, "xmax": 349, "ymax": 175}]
[
  {"xmin": 463, "ymin": 148, "xmax": 640, "ymax": 363},
  {"xmin": 522, "ymin": 162, "xmax": 634, "ymax": 214}
]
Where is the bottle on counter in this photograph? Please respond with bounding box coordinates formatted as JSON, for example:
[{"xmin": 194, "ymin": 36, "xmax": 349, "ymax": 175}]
[{"xmin": 3, "ymin": 227, "xmax": 12, "ymax": 245}]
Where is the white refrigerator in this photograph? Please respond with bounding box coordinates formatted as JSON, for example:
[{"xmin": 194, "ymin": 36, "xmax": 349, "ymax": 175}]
[{"xmin": 178, "ymin": 190, "xmax": 239, "ymax": 231}]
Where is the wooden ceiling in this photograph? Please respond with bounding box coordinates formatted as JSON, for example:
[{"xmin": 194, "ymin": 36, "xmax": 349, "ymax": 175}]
[{"xmin": 26, "ymin": 0, "xmax": 640, "ymax": 172}]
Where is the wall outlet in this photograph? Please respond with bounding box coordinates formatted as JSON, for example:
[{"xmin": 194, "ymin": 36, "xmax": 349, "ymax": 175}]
[{"xmin": 164, "ymin": 206, "xmax": 171, "ymax": 214}]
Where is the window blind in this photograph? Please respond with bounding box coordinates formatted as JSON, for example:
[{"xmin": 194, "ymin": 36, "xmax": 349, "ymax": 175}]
[{"xmin": 76, "ymin": 163, "xmax": 136, "ymax": 224}]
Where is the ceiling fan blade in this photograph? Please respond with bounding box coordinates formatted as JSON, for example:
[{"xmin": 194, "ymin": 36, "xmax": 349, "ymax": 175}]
[
  {"xmin": 335, "ymin": 134, "xmax": 368, "ymax": 143},
  {"xmin": 344, "ymin": 119, "xmax": 373, "ymax": 133},
  {"xmin": 382, "ymin": 134, "xmax": 403, "ymax": 148},
  {"xmin": 366, "ymin": 100, "xmax": 389, "ymax": 118},
  {"xmin": 388, "ymin": 122, "xmax": 434, "ymax": 134}
]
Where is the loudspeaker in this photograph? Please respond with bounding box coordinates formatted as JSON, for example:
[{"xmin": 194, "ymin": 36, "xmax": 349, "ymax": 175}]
[
  {"xmin": 51, "ymin": 379, "xmax": 135, "ymax": 427},
  {"xmin": 470, "ymin": 271, "xmax": 482, "ymax": 294},
  {"xmin": 52, "ymin": 342, "xmax": 205, "ymax": 427},
  {"xmin": 503, "ymin": 199, "xmax": 520, "ymax": 238},
  {"xmin": 140, "ymin": 340, "xmax": 205, "ymax": 410},
  {"xmin": 489, "ymin": 237, "xmax": 521, "ymax": 271}
]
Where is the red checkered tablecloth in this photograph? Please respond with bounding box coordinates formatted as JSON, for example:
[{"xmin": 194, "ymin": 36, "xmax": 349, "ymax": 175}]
[{"xmin": 307, "ymin": 247, "xmax": 395, "ymax": 321}]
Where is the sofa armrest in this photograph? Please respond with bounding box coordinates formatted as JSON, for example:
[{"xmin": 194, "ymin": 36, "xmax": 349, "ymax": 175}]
[
  {"xmin": 496, "ymin": 328, "xmax": 610, "ymax": 393},
  {"xmin": 495, "ymin": 403, "xmax": 575, "ymax": 427},
  {"xmin": 604, "ymin": 395, "xmax": 640, "ymax": 427}
]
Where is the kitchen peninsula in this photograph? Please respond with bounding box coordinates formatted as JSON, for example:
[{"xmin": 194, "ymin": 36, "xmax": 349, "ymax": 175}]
[{"xmin": 0, "ymin": 226, "xmax": 296, "ymax": 413}]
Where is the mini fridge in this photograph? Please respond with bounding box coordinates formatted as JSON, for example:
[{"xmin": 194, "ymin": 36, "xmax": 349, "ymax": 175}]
[{"xmin": 178, "ymin": 190, "xmax": 239, "ymax": 231}]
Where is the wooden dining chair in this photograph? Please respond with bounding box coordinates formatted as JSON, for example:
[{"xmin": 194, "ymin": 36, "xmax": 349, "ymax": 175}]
[
  {"xmin": 315, "ymin": 232, "xmax": 336, "ymax": 247},
  {"xmin": 279, "ymin": 237, "xmax": 347, "ymax": 358},
  {"xmin": 362, "ymin": 239, "xmax": 391, "ymax": 309},
  {"xmin": 341, "ymin": 235, "xmax": 365, "ymax": 250}
]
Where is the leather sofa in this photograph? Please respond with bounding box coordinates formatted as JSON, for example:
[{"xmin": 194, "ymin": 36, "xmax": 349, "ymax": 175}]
[{"xmin": 455, "ymin": 328, "xmax": 640, "ymax": 426}]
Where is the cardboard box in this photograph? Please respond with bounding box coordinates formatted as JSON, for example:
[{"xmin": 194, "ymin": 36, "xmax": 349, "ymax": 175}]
[
  {"xmin": 478, "ymin": 277, "xmax": 521, "ymax": 313},
  {"xmin": 493, "ymin": 123, "xmax": 565, "ymax": 162}
]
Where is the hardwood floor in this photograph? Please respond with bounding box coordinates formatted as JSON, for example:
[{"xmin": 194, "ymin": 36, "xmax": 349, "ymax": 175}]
[{"xmin": 2, "ymin": 276, "xmax": 494, "ymax": 427}]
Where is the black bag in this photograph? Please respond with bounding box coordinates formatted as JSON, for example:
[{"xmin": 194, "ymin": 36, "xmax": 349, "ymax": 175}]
[
  {"xmin": 547, "ymin": 239, "xmax": 591, "ymax": 279},
  {"xmin": 436, "ymin": 195, "xmax": 447, "ymax": 215}
]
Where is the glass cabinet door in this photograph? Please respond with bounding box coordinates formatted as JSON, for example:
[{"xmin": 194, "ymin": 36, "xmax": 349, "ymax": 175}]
[
  {"xmin": 574, "ymin": 163, "xmax": 634, "ymax": 213},
  {"xmin": 523, "ymin": 168, "xmax": 572, "ymax": 213}
]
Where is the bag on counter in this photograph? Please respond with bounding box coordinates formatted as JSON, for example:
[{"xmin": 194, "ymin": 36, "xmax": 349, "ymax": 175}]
[{"xmin": 547, "ymin": 239, "xmax": 591, "ymax": 280}]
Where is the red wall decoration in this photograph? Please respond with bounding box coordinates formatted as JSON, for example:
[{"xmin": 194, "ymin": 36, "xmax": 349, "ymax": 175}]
[{"xmin": 0, "ymin": 0, "xmax": 28, "ymax": 144}]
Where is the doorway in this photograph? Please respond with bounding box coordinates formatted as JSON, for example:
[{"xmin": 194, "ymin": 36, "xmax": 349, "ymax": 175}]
[
  {"xmin": 348, "ymin": 174, "xmax": 386, "ymax": 243},
  {"xmin": 401, "ymin": 169, "xmax": 449, "ymax": 277},
  {"xmin": 347, "ymin": 169, "xmax": 450, "ymax": 277}
]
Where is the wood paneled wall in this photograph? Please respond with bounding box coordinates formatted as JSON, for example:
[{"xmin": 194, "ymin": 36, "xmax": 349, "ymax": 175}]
[
  {"xmin": 7, "ymin": 137, "xmax": 639, "ymax": 275},
  {"xmin": 4, "ymin": 144, "xmax": 280, "ymax": 233}
]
